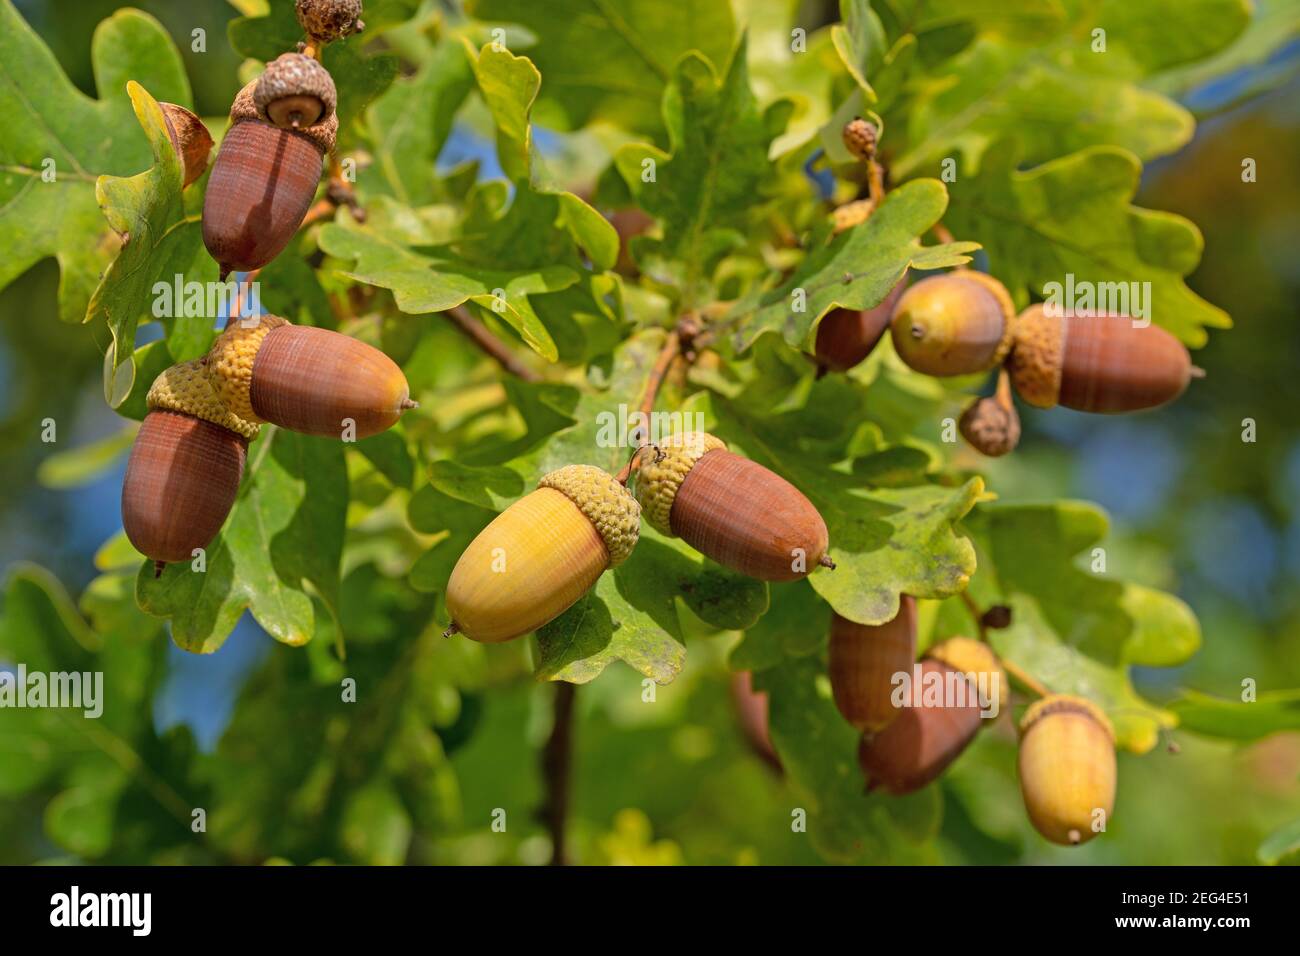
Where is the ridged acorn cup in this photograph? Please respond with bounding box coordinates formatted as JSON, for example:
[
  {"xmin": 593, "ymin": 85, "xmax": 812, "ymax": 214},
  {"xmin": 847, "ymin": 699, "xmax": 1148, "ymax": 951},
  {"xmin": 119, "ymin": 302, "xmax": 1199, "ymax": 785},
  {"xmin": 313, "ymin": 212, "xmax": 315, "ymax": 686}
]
[
  {"xmin": 814, "ymin": 275, "xmax": 908, "ymax": 372},
  {"xmin": 890, "ymin": 272, "xmax": 1015, "ymax": 377},
  {"xmin": 828, "ymin": 596, "xmax": 917, "ymax": 733},
  {"xmin": 254, "ymin": 53, "xmax": 337, "ymax": 130},
  {"xmin": 160, "ymin": 103, "xmax": 213, "ymax": 188},
  {"xmin": 204, "ymin": 315, "xmax": 414, "ymax": 439},
  {"xmin": 122, "ymin": 361, "xmax": 260, "ymax": 575},
  {"xmin": 1008, "ymin": 305, "xmax": 1195, "ymax": 413},
  {"xmin": 856, "ymin": 658, "xmax": 983, "ymax": 795},
  {"xmin": 635, "ymin": 432, "xmax": 831, "ymax": 582},
  {"xmin": 296, "ymin": 0, "xmax": 364, "ymax": 43},
  {"xmin": 202, "ymin": 81, "xmax": 336, "ymax": 278},
  {"xmin": 445, "ymin": 465, "xmax": 640, "ymax": 643},
  {"xmin": 1018, "ymin": 695, "xmax": 1117, "ymax": 846}
]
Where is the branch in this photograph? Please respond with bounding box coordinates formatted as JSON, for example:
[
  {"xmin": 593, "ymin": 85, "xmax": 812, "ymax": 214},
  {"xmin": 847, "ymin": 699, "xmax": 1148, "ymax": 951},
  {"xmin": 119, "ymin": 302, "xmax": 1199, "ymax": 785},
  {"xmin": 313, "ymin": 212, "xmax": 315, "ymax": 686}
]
[
  {"xmin": 445, "ymin": 304, "xmax": 542, "ymax": 382},
  {"xmin": 615, "ymin": 330, "xmax": 681, "ymax": 483},
  {"xmin": 540, "ymin": 681, "xmax": 577, "ymax": 865}
]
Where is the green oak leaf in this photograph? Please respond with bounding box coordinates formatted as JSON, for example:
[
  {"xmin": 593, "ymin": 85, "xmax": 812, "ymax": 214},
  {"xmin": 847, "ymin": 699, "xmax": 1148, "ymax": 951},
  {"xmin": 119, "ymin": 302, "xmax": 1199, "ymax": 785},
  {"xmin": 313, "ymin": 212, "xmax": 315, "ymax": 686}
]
[
  {"xmin": 728, "ymin": 178, "xmax": 979, "ymax": 352},
  {"xmin": 36, "ymin": 423, "xmax": 137, "ymax": 489},
  {"xmin": 945, "ymin": 145, "xmax": 1231, "ymax": 346},
  {"xmin": 88, "ymin": 82, "xmax": 216, "ymax": 408},
  {"xmin": 136, "ymin": 428, "xmax": 347, "ymax": 653},
  {"xmin": 534, "ymin": 530, "xmax": 767, "ymax": 685},
  {"xmin": 831, "ymin": 0, "xmax": 888, "ymax": 100},
  {"xmin": 889, "ymin": 0, "xmax": 1249, "ymax": 178},
  {"xmin": 1258, "ymin": 817, "xmax": 1300, "ymax": 866},
  {"xmin": 467, "ymin": 0, "xmax": 737, "ymax": 137},
  {"xmin": 966, "ymin": 501, "xmax": 1201, "ymax": 753},
  {"xmin": 613, "ymin": 36, "xmax": 784, "ymax": 303},
  {"xmin": 0, "ymin": 2, "xmax": 191, "ymax": 324},
  {"xmin": 751, "ymin": 653, "xmax": 941, "ymax": 863},
  {"xmin": 1168, "ymin": 689, "xmax": 1300, "ymax": 741},
  {"xmin": 361, "ymin": 37, "xmax": 475, "ymax": 205}
]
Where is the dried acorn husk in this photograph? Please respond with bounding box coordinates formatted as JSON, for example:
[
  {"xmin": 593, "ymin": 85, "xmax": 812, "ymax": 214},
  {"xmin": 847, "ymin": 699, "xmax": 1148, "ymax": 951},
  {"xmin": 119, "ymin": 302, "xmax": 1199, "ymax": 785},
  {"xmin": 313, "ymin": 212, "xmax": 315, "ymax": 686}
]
[
  {"xmin": 959, "ymin": 368, "xmax": 1020, "ymax": 457},
  {"xmin": 634, "ymin": 432, "xmax": 832, "ymax": 582},
  {"xmin": 890, "ymin": 272, "xmax": 1015, "ymax": 376},
  {"xmin": 1008, "ymin": 304, "xmax": 1196, "ymax": 414},
  {"xmin": 1018, "ymin": 695, "xmax": 1117, "ymax": 845},
  {"xmin": 160, "ymin": 103, "xmax": 213, "ymax": 188},
  {"xmin": 857, "ymin": 658, "xmax": 983, "ymax": 795},
  {"xmin": 296, "ymin": 0, "xmax": 364, "ymax": 44},
  {"xmin": 122, "ymin": 361, "xmax": 260, "ymax": 576},
  {"xmin": 842, "ymin": 117, "xmax": 877, "ymax": 163},
  {"xmin": 202, "ymin": 79, "xmax": 337, "ymax": 277},
  {"xmin": 204, "ymin": 314, "xmax": 414, "ymax": 439},
  {"xmin": 828, "ymin": 596, "xmax": 917, "ymax": 733},
  {"xmin": 731, "ymin": 670, "xmax": 780, "ymax": 770},
  {"xmin": 814, "ymin": 275, "xmax": 908, "ymax": 372},
  {"xmin": 445, "ymin": 465, "xmax": 640, "ymax": 643}
]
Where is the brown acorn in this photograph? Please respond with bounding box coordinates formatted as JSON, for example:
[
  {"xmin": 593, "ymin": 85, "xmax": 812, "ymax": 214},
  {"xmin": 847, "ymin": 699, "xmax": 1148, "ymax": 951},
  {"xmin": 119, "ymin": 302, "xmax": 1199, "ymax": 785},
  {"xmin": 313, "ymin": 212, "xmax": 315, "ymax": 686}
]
[
  {"xmin": 814, "ymin": 276, "xmax": 908, "ymax": 372},
  {"xmin": 1008, "ymin": 305, "xmax": 1197, "ymax": 413},
  {"xmin": 202, "ymin": 78, "xmax": 337, "ymax": 278},
  {"xmin": 828, "ymin": 596, "xmax": 917, "ymax": 733},
  {"xmin": 159, "ymin": 103, "xmax": 213, "ymax": 188},
  {"xmin": 634, "ymin": 432, "xmax": 831, "ymax": 582},
  {"xmin": 205, "ymin": 314, "xmax": 415, "ymax": 440},
  {"xmin": 856, "ymin": 658, "xmax": 983, "ymax": 795},
  {"xmin": 1018, "ymin": 695, "xmax": 1117, "ymax": 845},
  {"xmin": 890, "ymin": 272, "xmax": 1015, "ymax": 376},
  {"xmin": 122, "ymin": 362, "xmax": 260, "ymax": 576},
  {"xmin": 731, "ymin": 671, "xmax": 780, "ymax": 770}
]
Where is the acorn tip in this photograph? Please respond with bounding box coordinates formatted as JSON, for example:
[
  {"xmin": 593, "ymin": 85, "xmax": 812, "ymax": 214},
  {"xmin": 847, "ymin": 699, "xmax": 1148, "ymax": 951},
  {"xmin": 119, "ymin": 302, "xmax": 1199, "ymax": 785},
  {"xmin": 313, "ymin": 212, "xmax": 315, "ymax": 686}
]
[
  {"xmin": 1189, "ymin": 365, "xmax": 1206, "ymax": 379},
  {"xmin": 1068, "ymin": 828, "xmax": 1082, "ymax": 845},
  {"xmin": 400, "ymin": 398, "xmax": 418, "ymax": 410},
  {"xmin": 153, "ymin": 560, "xmax": 166, "ymax": 579},
  {"xmin": 818, "ymin": 554, "xmax": 836, "ymax": 570},
  {"xmin": 443, "ymin": 622, "xmax": 460, "ymax": 638}
]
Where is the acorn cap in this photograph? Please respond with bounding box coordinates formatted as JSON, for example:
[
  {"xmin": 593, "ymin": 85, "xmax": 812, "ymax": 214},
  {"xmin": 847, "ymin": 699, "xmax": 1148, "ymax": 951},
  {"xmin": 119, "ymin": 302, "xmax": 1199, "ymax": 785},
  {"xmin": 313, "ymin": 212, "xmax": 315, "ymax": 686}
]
[
  {"xmin": 204, "ymin": 314, "xmax": 291, "ymax": 423},
  {"xmin": 633, "ymin": 431, "xmax": 727, "ymax": 536},
  {"xmin": 842, "ymin": 117, "xmax": 877, "ymax": 162},
  {"xmin": 958, "ymin": 394, "xmax": 1020, "ymax": 456},
  {"xmin": 1007, "ymin": 304, "xmax": 1063, "ymax": 408},
  {"xmin": 147, "ymin": 359, "xmax": 261, "ymax": 440},
  {"xmin": 1020, "ymin": 694, "xmax": 1115, "ymax": 742},
  {"xmin": 296, "ymin": 0, "xmax": 364, "ymax": 42},
  {"xmin": 926, "ymin": 636, "xmax": 1008, "ymax": 713},
  {"xmin": 233, "ymin": 73, "xmax": 337, "ymax": 156},
  {"xmin": 538, "ymin": 465, "xmax": 640, "ymax": 567}
]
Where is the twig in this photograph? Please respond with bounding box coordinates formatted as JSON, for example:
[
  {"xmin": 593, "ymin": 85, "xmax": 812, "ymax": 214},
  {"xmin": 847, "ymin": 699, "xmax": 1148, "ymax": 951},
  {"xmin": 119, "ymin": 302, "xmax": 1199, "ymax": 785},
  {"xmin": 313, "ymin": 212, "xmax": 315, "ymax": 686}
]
[
  {"xmin": 959, "ymin": 590, "xmax": 988, "ymax": 642},
  {"xmin": 1001, "ymin": 658, "xmax": 1050, "ymax": 699},
  {"xmin": 615, "ymin": 331, "xmax": 681, "ymax": 483},
  {"xmin": 445, "ymin": 304, "xmax": 541, "ymax": 382},
  {"xmin": 222, "ymin": 269, "xmax": 261, "ymax": 330},
  {"xmin": 540, "ymin": 681, "xmax": 577, "ymax": 865}
]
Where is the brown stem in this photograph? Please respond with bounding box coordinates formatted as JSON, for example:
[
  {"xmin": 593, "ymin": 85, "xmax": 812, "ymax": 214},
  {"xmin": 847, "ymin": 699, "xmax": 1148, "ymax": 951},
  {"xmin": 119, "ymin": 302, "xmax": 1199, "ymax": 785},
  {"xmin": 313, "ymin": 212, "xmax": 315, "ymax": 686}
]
[
  {"xmin": 222, "ymin": 269, "xmax": 262, "ymax": 330},
  {"xmin": 445, "ymin": 304, "xmax": 542, "ymax": 382},
  {"xmin": 994, "ymin": 366, "xmax": 1015, "ymax": 410},
  {"xmin": 866, "ymin": 159, "xmax": 885, "ymax": 205},
  {"xmin": 1000, "ymin": 658, "xmax": 1050, "ymax": 699},
  {"xmin": 959, "ymin": 590, "xmax": 989, "ymax": 642},
  {"xmin": 540, "ymin": 681, "xmax": 577, "ymax": 865},
  {"xmin": 640, "ymin": 331, "xmax": 681, "ymax": 422}
]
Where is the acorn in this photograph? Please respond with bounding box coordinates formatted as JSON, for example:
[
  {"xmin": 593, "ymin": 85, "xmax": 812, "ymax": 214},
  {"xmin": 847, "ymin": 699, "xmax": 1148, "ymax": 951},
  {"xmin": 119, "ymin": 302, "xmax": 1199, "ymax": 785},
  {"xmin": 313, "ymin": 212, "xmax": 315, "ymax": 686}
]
[
  {"xmin": 1007, "ymin": 305, "xmax": 1197, "ymax": 414},
  {"xmin": 814, "ymin": 276, "xmax": 908, "ymax": 372},
  {"xmin": 296, "ymin": 0, "xmax": 364, "ymax": 44},
  {"xmin": 202, "ymin": 76, "xmax": 336, "ymax": 278},
  {"xmin": 634, "ymin": 432, "xmax": 831, "ymax": 582},
  {"xmin": 958, "ymin": 368, "xmax": 1020, "ymax": 457},
  {"xmin": 445, "ymin": 465, "xmax": 640, "ymax": 643},
  {"xmin": 890, "ymin": 272, "xmax": 1015, "ymax": 376},
  {"xmin": 203, "ymin": 314, "xmax": 414, "ymax": 439},
  {"xmin": 926, "ymin": 636, "xmax": 1008, "ymax": 717},
  {"xmin": 828, "ymin": 596, "xmax": 917, "ymax": 733},
  {"xmin": 122, "ymin": 361, "xmax": 260, "ymax": 576},
  {"xmin": 159, "ymin": 103, "xmax": 213, "ymax": 188},
  {"xmin": 856, "ymin": 657, "xmax": 983, "ymax": 795},
  {"xmin": 731, "ymin": 671, "xmax": 780, "ymax": 770},
  {"xmin": 1017, "ymin": 695, "xmax": 1117, "ymax": 845}
]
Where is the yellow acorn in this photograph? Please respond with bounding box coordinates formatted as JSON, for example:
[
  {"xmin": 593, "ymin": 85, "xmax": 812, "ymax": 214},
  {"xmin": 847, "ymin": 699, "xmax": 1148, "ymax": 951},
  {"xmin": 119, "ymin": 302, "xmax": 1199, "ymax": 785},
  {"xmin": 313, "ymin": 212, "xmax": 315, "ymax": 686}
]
[
  {"xmin": 926, "ymin": 636, "xmax": 1008, "ymax": 718},
  {"xmin": 1017, "ymin": 695, "xmax": 1117, "ymax": 846},
  {"xmin": 634, "ymin": 432, "xmax": 831, "ymax": 582},
  {"xmin": 889, "ymin": 272, "xmax": 1015, "ymax": 377},
  {"xmin": 444, "ymin": 465, "xmax": 640, "ymax": 643}
]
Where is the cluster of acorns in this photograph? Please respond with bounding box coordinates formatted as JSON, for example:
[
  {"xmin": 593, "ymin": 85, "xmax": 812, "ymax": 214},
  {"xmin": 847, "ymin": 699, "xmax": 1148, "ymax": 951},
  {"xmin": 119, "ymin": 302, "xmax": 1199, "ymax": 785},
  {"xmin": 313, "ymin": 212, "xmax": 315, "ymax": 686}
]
[
  {"xmin": 826, "ymin": 600, "xmax": 1117, "ymax": 846},
  {"xmin": 815, "ymin": 119, "xmax": 1200, "ymax": 457},
  {"xmin": 122, "ymin": 1, "xmax": 415, "ymax": 576}
]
